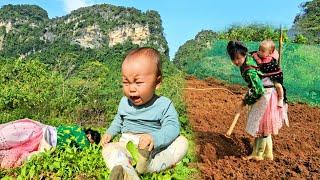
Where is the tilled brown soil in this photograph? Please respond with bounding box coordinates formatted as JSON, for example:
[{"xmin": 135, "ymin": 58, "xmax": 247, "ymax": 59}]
[{"xmin": 184, "ymin": 77, "xmax": 320, "ymax": 179}]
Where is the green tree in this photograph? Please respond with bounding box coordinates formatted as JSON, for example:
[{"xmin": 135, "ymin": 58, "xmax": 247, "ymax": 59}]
[
  {"xmin": 293, "ymin": 0, "xmax": 320, "ymax": 44},
  {"xmin": 218, "ymin": 24, "xmax": 288, "ymax": 42},
  {"xmin": 0, "ymin": 4, "xmax": 48, "ymax": 21},
  {"xmin": 173, "ymin": 30, "xmax": 217, "ymax": 68},
  {"xmin": 293, "ymin": 34, "xmax": 308, "ymax": 44}
]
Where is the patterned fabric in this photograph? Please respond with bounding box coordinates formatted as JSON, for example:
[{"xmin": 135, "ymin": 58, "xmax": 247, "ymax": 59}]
[
  {"xmin": 56, "ymin": 125, "xmax": 90, "ymax": 150},
  {"xmin": 260, "ymin": 59, "xmax": 283, "ymax": 82},
  {"xmin": 240, "ymin": 55, "xmax": 265, "ymax": 105},
  {"xmin": 257, "ymin": 89, "xmax": 286, "ymax": 135},
  {"xmin": 251, "ymin": 51, "xmax": 283, "ymax": 83},
  {"xmin": 251, "ymin": 52, "xmax": 287, "ymax": 102},
  {"xmin": 246, "ymin": 88, "xmax": 286, "ymax": 137},
  {"xmin": 0, "ymin": 119, "xmax": 46, "ymax": 168}
]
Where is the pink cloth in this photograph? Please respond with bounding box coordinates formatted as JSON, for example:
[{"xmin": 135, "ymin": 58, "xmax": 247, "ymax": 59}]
[
  {"xmin": 0, "ymin": 118, "xmax": 45, "ymax": 168},
  {"xmin": 252, "ymin": 54, "xmax": 273, "ymax": 64},
  {"xmin": 252, "ymin": 50, "xmax": 279, "ymax": 64},
  {"xmin": 246, "ymin": 87, "xmax": 287, "ymax": 137},
  {"xmin": 257, "ymin": 90, "xmax": 284, "ymax": 136}
]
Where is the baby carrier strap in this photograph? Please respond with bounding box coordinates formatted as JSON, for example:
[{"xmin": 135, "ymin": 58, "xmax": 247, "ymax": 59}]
[
  {"xmin": 241, "ymin": 65, "xmax": 259, "ymax": 74},
  {"xmin": 261, "ymin": 69, "xmax": 283, "ymax": 78},
  {"xmin": 240, "ymin": 55, "xmax": 260, "ymax": 75},
  {"xmin": 249, "ymin": 52, "xmax": 282, "ymax": 79}
]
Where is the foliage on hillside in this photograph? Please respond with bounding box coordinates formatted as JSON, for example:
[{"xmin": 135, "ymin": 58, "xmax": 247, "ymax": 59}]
[
  {"xmin": 218, "ymin": 24, "xmax": 288, "ymax": 42},
  {"xmin": 293, "ymin": 0, "xmax": 320, "ymax": 44},
  {"xmin": 0, "ymin": 4, "xmax": 168, "ymax": 58},
  {"xmin": 173, "ymin": 24, "xmax": 289, "ymax": 67},
  {"xmin": 0, "ymin": 4, "xmax": 48, "ymax": 22},
  {"xmin": 173, "ymin": 30, "xmax": 217, "ymax": 68}
]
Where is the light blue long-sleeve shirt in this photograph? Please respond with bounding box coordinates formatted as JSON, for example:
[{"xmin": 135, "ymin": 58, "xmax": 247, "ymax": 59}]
[{"xmin": 106, "ymin": 95, "xmax": 180, "ymax": 150}]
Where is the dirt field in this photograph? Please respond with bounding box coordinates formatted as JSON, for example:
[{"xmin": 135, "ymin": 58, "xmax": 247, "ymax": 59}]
[{"xmin": 184, "ymin": 77, "xmax": 320, "ymax": 179}]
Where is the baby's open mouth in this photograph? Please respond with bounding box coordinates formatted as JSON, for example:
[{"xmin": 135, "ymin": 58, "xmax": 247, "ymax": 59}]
[{"xmin": 130, "ymin": 96, "xmax": 141, "ymax": 102}]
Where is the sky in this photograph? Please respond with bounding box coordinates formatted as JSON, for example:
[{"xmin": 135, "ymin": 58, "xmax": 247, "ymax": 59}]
[{"xmin": 0, "ymin": 0, "xmax": 307, "ymax": 59}]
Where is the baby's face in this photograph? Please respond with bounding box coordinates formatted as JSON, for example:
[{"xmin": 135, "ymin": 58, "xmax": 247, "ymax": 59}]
[
  {"xmin": 121, "ymin": 56, "xmax": 160, "ymax": 106},
  {"xmin": 258, "ymin": 48, "xmax": 272, "ymax": 58}
]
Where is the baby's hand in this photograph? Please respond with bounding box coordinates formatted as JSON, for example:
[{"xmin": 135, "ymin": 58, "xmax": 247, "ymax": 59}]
[
  {"xmin": 100, "ymin": 133, "xmax": 112, "ymax": 146},
  {"xmin": 139, "ymin": 134, "xmax": 154, "ymax": 151}
]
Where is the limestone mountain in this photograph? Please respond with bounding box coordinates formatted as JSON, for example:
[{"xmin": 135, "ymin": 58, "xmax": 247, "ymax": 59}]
[
  {"xmin": 0, "ymin": 4, "xmax": 174, "ymax": 125},
  {"xmin": 173, "ymin": 30, "xmax": 217, "ymax": 68},
  {"xmin": 0, "ymin": 4, "xmax": 169, "ymax": 58}
]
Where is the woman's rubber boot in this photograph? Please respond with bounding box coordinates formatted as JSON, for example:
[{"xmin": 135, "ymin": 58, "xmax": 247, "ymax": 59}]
[
  {"xmin": 243, "ymin": 138, "xmax": 259, "ymax": 160},
  {"xmin": 254, "ymin": 136, "xmax": 267, "ymax": 161},
  {"xmin": 263, "ymin": 135, "xmax": 274, "ymax": 160}
]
